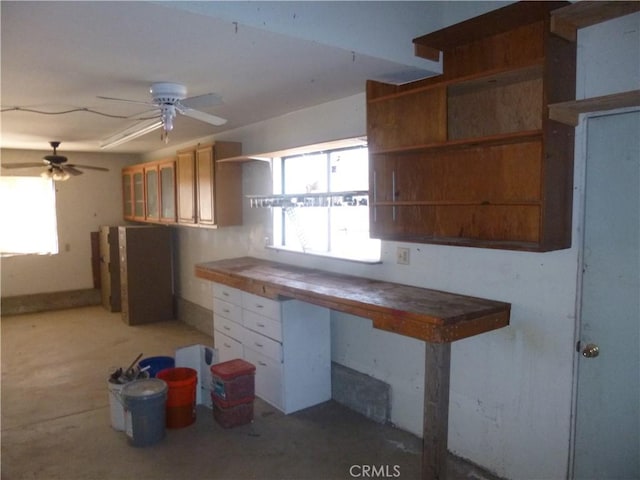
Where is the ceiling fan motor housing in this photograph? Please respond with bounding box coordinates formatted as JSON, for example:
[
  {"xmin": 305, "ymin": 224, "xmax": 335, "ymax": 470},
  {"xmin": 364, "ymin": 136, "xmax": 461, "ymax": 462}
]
[{"xmin": 150, "ymin": 82, "xmax": 187, "ymax": 105}]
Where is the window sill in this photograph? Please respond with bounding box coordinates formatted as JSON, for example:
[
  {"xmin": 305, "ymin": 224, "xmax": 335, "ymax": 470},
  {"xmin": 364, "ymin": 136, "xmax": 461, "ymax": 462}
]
[{"xmin": 265, "ymin": 245, "xmax": 382, "ymax": 265}]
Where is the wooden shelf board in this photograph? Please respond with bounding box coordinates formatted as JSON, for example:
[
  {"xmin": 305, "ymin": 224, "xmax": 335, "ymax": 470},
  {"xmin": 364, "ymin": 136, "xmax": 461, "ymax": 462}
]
[
  {"xmin": 549, "ymin": 90, "xmax": 640, "ymax": 126},
  {"xmin": 368, "ymin": 61, "xmax": 543, "ymax": 103},
  {"xmin": 551, "ymin": 1, "xmax": 640, "ymax": 41},
  {"xmin": 370, "ymin": 130, "xmax": 543, "ymax": 156},
  {"xmin": 374, "ymin": 200, "xmax": 541, "ymax": 207},
  {"xmin": 413, "ymin": 1, "xmax": 568, "ymax": 57}
]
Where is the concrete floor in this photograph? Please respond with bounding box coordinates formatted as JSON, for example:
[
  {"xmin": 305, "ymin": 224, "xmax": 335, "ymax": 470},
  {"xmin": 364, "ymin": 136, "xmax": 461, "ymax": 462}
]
[{"xmin": 1, "ymin": 306, "xmax": 501, "ymax": 480}]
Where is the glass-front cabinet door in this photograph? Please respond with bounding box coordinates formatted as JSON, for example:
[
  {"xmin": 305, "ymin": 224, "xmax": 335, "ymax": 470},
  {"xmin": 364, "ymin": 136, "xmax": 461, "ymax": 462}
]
[
  {"xmin": 122, "ymin": 170, "xmax": 133, "ymax": 219},
  {"xmin": 133, "ymin": 168, "xmax": 145, "ymax": 220},
  {"xmin": 144, "ymin": 165, "xmax": 159, "ymax": 221},
  {"xmin": 159, "ymin": 160, "xmax": 176, "ymax": 222}
]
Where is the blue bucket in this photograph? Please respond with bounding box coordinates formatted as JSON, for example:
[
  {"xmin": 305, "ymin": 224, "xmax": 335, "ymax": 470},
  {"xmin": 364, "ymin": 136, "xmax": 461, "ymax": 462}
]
[{"xmin": 139, "ymin": 356, "xmax": 175, "ymax": 378}]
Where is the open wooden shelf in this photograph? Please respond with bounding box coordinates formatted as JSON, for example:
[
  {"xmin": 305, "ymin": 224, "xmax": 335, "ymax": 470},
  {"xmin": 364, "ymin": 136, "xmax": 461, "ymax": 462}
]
[
  {"xmin": 549, "ymin": 90, "xmax": 640, "ymax": 126},
  {"xmin": 551, "ymin": 1, "xmax": 640, "ymax": 41}
]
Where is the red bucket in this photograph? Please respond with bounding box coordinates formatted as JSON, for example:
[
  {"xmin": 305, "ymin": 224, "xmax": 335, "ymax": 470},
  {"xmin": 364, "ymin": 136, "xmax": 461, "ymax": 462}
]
[{"xmin": 156, "ymin": 367, "xmax": 198, "ymax": 428}]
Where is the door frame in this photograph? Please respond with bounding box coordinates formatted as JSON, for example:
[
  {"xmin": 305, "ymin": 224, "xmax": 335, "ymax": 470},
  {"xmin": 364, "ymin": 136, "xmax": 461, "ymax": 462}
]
[{"xmin": 568, "ymin": 106, "xmax": 640, "ymax": 479}]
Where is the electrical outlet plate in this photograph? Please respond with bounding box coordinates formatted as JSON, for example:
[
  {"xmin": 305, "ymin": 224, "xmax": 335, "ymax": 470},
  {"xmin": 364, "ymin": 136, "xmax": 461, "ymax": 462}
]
[{"xmin": 396, "ymin": 247, "xmax": 410, "ymax": 265}]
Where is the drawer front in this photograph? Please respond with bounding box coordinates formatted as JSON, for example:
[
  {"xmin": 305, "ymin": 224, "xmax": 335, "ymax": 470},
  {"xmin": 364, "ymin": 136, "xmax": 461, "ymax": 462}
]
[
  {"xmin": 243, "ymin": 328, "xmax": 282, "ymax": 362},
  {"xmin": 242, "ymin": 292, "xmax": 281, "ymax": 321},
  {"xmin": 213, "ymin": 298, "xmax": 242, "ymax": 324},
  {"xmin": 214, "ymin": 314, "xmax": 244, "ymax": 342},
  {"xmin": 213, "ymin": 283, "xmax": 242, "ymax": 305},
  {"xmin": 244, "ymin": 347, "xmax": 283, "ymax": 411},
  {"xmin": 243, "ymin": 310, "xmax": 282, "ymax": 342},
  {"xmin": 214, "ymin": 331, "xmax": 244, "ymax": 363}
]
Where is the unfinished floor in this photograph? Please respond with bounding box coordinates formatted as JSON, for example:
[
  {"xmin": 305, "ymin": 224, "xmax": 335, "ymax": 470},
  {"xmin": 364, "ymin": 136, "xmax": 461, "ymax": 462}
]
[{"xmin": 1, "ymin": 306, "xmax": 501, "ymax": 480}]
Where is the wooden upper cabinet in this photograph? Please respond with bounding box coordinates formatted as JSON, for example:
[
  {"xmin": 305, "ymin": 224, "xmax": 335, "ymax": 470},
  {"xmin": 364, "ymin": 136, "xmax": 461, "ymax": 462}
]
[
  {"xmin": 122, "ymin": 165, "xmax": 145, "ymax": 222},
  {"xmin": 367, "ymin": 1, "xmax": 576, "ymax": 251},
  {"xmin": 123, "ymin": 141, "xmax": 242, "ymax": 227},
  {"xmin": 195, "ymin": 142, "xmax": 243, "ymax": 227},
  {"xmin": 176, "ymin": 149, "xmax": 196, "ymax": 224}
]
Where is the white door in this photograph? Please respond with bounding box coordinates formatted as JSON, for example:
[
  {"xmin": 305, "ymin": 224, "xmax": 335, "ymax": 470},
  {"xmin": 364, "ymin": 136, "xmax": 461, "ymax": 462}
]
[{"xmin": 573, "ymin": 111, "xmax": 640, "ymax": 479}]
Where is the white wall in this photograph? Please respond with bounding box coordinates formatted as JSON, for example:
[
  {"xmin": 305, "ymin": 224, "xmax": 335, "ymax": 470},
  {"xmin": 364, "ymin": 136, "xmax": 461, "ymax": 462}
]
[{"xmin": 1, "ymin": 149, "xmax": 139, "ymax": 297}]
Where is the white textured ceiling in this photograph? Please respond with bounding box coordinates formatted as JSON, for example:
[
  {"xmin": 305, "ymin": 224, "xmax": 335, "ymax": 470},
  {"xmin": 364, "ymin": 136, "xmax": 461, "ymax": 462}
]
[{"xmin": 0, "ymin": 1, "xmax": 504, "ymax": 155}]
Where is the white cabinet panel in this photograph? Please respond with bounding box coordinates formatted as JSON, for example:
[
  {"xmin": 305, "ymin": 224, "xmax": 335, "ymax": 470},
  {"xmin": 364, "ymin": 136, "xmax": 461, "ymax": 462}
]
[
  {"xmin": 214, "ymin": 330, "xmax": 243, "ymax": 363},
  {"xmin": 214, "ymin": 315, "xmax": 244, "ymax": 343},
  {"xmin": 243, "ymin": 327, "xmax": 283, "ymax": 362},
  {"xmin": 213, "ymin": 298, "xmax": 242, "ymax": 324},
  {"xmin": 213, "ymin": 283, "xmax": 242, "ymax": 305},
  {"xmin": 243, "ymin": 309, "xmax": 282, "ymax": 342},
  {"xmin": 244, "ymin": 348, "xmax": 284, "ymax": 410},
  {"xmin": 242, "ymin": 292, "xmax": 281, "ymax": 321}
]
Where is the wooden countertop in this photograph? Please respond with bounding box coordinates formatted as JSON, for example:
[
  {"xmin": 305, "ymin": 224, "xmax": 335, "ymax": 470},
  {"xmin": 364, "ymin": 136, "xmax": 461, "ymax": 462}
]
[{"xmin": 195, "ymin": 256, "xmax": 510, "ymax": 343}]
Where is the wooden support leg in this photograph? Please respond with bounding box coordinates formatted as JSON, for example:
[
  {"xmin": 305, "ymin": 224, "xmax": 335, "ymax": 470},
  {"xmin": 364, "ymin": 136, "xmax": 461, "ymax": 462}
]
[{"xmin": 423, "ymin": 342, "xmax": 452, "ymax": 480}]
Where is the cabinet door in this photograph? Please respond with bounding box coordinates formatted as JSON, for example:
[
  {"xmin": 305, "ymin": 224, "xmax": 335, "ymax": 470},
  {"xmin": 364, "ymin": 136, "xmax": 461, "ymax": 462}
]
[
  {"xmin": 144, "ymin": 165, "xmax": 159, "ymax": 222},
  {"xmin": 196, "ymin": 145, "xmax": 215, "ymax": 225},
  {"xmin": 132, "ymin": 168, "xmax": 145, "ymax": 221},
  {"xmin": 176, "ymin": 150, "xmax": 196, "ymax": 224},
  {"xmin": 159, "ymin": 161, "xmax": 176, "ymax": 222},
  {"xmin": 122, "ymin": 170, "xmax": 134, "ymax": 220}
]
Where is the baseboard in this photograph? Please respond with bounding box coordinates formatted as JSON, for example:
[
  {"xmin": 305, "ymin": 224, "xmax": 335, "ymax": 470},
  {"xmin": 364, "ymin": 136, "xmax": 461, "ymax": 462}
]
[
  {"xmin": 1, "ymin": 289, "xmax": 102, "ymax": 316},
  {"xmin": 175, "ymin": 296, "xmax": 213, "ymax": 338}
]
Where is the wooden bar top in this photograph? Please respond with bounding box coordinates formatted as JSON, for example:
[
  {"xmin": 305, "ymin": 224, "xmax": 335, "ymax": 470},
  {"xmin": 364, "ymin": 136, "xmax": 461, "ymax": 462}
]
[{"xmin": 196, "ymin": 257, "xmax": 510, "ymax": 343}]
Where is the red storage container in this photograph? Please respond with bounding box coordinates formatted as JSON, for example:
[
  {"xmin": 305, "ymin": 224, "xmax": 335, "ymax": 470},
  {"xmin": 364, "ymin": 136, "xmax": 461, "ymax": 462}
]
[
  {"xmin": 210, "ymin": 359, "xmax": 255, "ymax": 407},
  {"xmin": 212, "ymin": 396, "xmax": 253, "ymax": 428}
]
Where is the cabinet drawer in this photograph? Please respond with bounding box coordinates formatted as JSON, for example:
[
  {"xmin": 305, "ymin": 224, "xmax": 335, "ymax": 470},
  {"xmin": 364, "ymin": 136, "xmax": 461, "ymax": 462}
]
[
  {"xmin": 213, "ymin": 283, "xmax": 242, "ymax": 305},
  {"xmin": 243, "ymin": 328, "xmax": 282, "ymax": 362},
  {"xmin": 213, "ymin": 298, "xmax": 242, "ymax": 324},
  {"xmin": 243, "ymin": 310, "xmax": 282, "ymax": 342},
  {"xmin": 242, "ymin": 292, "xmax": 281, "ymax": 321},
  {"xmin": 214, "ymin": 331, "xmax": 244, "ymax": 363},
  {"xmin": 214, "ymin": 315, "xmax": 244, "ymax": 342},
  {"xmin": 244, "ymin": 347, "xmax": 283, "ymax": 410}
]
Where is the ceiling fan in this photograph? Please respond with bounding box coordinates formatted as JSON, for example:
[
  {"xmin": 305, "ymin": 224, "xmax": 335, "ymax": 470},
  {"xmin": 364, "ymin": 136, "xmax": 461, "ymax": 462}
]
[
  {"xmin": 98, "ymin": 82, "xmax": 227, "ymax": 149},
  {"xmin": 2, "ymin": 141, "xmax": 109, "ymax": 181}
]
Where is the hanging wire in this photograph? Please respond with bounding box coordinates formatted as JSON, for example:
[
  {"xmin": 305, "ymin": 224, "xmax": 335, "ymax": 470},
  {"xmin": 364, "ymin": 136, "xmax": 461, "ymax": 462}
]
[{"xmin": 0, "ymin": 106, "xmax": 157, "ymax": 120}]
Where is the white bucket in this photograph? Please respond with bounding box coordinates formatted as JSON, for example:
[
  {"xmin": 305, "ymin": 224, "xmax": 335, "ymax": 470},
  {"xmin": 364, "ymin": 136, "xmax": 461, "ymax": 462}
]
[{"xmin": 108, "ymin": 379, "xmax": 127, "ymax": 431}]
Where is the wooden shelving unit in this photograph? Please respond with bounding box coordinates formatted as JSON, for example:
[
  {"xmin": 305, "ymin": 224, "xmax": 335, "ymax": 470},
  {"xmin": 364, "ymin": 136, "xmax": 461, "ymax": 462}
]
[
  {"xmin": 367, "ymin": 1, "xmax": 576, "ymax": 251},
  {"xmin": 549, "ymin": 1, "xmax": 640, "ymax": 125}
]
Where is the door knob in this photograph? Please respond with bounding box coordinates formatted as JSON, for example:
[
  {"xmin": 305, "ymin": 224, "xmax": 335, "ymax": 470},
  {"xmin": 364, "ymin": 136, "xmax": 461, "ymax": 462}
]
[{"xmin": 582, "ymin": 343, "xmax": 600, "ymax": 358}]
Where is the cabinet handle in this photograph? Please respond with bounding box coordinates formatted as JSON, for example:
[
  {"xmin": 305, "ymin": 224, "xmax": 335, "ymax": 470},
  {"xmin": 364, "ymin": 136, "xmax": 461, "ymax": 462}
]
[
  {"xmin": 254, "ymin": 342, "xmax": 263, "ymax": 348},
  {"xmin": 257, "ymin": 322, "xmax": 265, "ymax": 328},
  {"xmin": 222, "ymin": 292, "xmax": 229, "ymax": 297},
  {"xmin": 372, "ymin": 169, "xmax": 377, "ymax": 223},
  {"xmin": 223, "ymin": 343, "xmax": 231, "ymax": 348},
  {"xmin": 223, "ymin": 325, "xmax": 230, "ymax": 331},
  {"xmin": 392, "ymin": 170, "xmax": 397, "ymax": 222},
  {"xmin": 256, "ymin": 304, "xmax": 264, "ymax": 309},
  {"xmin": 223, "ymin": 308, "xmax": 230, "ymax": 313},
  {"xmin": 258, "ymin": 361, "xmax": 267, "ymax": 367}
]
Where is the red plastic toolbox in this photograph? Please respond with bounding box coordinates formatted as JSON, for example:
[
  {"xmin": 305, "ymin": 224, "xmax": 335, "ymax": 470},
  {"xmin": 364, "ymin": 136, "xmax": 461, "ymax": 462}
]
[
  {"xmin": 211, "ymin": 359, "xmax": 255, "ymax": 404},
  {"xmin": 212, "ymin": 395, "xmax": 253, "ymax": 428}
]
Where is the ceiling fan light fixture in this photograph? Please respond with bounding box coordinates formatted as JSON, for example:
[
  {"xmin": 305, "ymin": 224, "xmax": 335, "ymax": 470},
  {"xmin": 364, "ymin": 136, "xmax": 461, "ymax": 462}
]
[
  {"xmin": 41, "ymin": 168, "xmax": 70, "ymax": 182},
  {"xmin": 100, "ymin": 118, "xmax": 163, "ymax": 150}
]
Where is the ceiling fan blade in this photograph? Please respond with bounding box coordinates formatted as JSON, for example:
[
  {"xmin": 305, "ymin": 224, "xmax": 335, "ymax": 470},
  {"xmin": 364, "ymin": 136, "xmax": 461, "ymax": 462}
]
[
  {"xmin": 180, "ymin": 107, "xmax": 227, "ymax": 126},
  {"xmin": 100, "ymin": 118, "xmax": 164, "ymax": 149},
  {"xmin": 67, "ymin": 164, "xmax": 110, "ymax": 172},
  {"xmin": 2, "ymin": 162, "xmax": 47, "ymax": 169},
  {"xmin": 61, "ymin": 165, "xmax": 84, "ymax": 176},
  {"xmin": 180, "ymin": 93, "xmax": 223, "ymax": 110},
  {"xmin": 97, "ymin": 95, "xmax": 154, "ymax": 107}
]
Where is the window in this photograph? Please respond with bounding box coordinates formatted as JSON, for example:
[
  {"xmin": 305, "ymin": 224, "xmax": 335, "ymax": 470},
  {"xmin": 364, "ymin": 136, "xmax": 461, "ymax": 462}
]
[
  {"xmin": 268, "ymin": 144, "xmax": 380, "ymax": 262},
  {"xmin": 0, "ymin": 176, "xmax": 59, "ymax": 256}
]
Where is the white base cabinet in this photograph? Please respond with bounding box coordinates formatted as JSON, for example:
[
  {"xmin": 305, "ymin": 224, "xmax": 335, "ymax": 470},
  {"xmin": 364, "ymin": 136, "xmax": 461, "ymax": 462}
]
[{"xmin": 212, "ymin": 282, "xmax": 331, "ymax": 414}]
